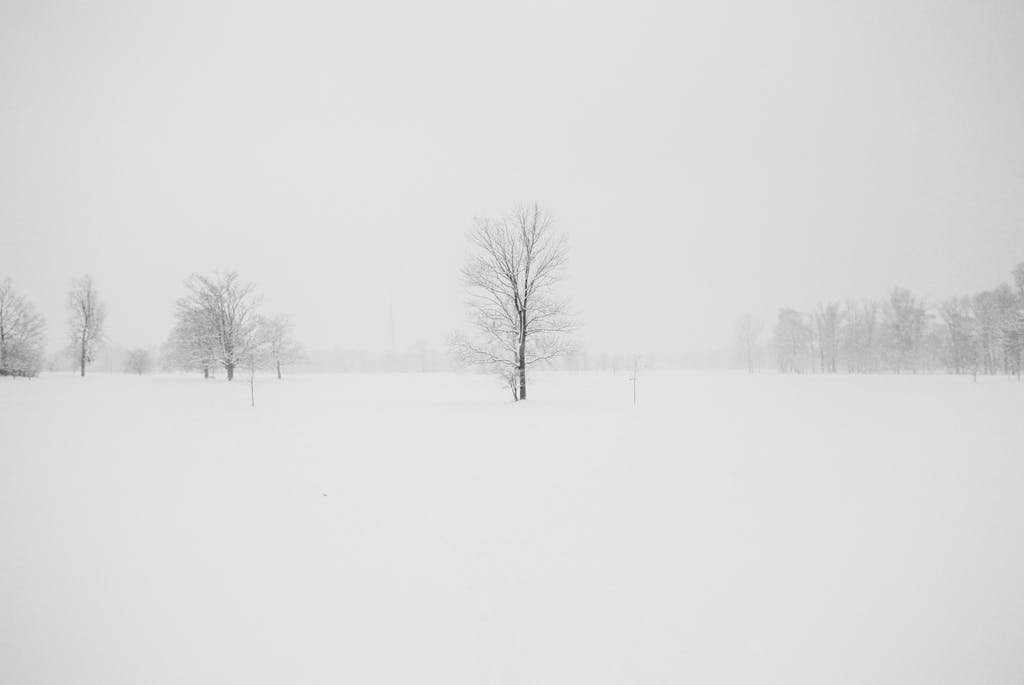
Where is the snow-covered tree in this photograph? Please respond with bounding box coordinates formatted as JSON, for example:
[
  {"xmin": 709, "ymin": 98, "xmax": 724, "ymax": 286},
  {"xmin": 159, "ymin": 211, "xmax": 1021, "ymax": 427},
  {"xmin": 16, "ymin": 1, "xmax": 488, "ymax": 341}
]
[
  {"xmin": 451, "ymin": 203, "xmax": 578, "ymax": 400},
  {"xmin": 992, "ymin": 284, "xmax": 1022, "ymax": 378},
  {"xmin": 163, "ymin": 293, "xmax": 216, "ymax": 377},
  {"xmin": 972, "ymin": 286, "xmax": 1019, "ymax": 375},
  {"xmin": 1010, "ymin": 263, "xmax": 1024, "ymax": 378},
  {"xmin": 813, "ymin": 302, "xmax": 841, "ymax": 373},
  {"xmin": 66, "ymin": 275, "xmax": 106, "ymax": 377},
  {"xmin": 0, "ymin": 278, "xmax": 46, "ymax": 377},
  {"xmin": 840, "ymin": 299, "xmax": 881, "ymax": 373},
  {"xmin": 124, "ymin": 348, "xmax": 152, "ymax": 375},
  {"xmin": 167, "ymin": 272, "xmax": 261, "ymax": 381},
  {"xmin": 883, "ymin": 287, "xmax": 928, "ymax": 374},
  {"xmin": 773, "ymin": 307, "xmax": 810, "ymax": 373},
  {"xmin": 259, "ymin": 314, "xmax": 302, "ymax": 379},
  {"xmin": 733, "ymin": 313, "xmax": 763, "ymax": 373},
  {"xmin": 938, "ymin": 297, "xmax": 976, "ymax": 375}
]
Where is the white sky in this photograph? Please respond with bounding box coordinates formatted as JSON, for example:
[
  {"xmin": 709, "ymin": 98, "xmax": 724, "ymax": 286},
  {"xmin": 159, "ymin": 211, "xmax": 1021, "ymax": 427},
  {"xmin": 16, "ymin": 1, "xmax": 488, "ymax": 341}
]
[{"xmin": 2, "ymin": 0, "xmax": 1022, "ymax": 354}]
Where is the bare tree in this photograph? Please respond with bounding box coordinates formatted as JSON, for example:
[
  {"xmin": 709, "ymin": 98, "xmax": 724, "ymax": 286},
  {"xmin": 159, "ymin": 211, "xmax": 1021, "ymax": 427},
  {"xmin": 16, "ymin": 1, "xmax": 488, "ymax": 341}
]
[
  {"xmin": 971, "ymin": 288, "xmax": 1010, "ymax": 375},
  {"xmin": 173, "ymin": 272, "xmax": 261, "ymax": 381},
  {"xmin": 259, "ymin": 314, "xmax": 302, "ymax": 379},
  {"xmin": 938, "ymin": 297, "xmax": 976, "ymax": 375},
  {"xmin": 883, "ymin": 287, "xmax": 928, "ymax": 374},
  {"xmin": 814, "ymin": 302, "xmax": 841, "ymax": 373},
  {"xmin": 162, "ymin": 301, "xmax": 218, "ymax": 377},
  {"xmin": 451, "ymin": 203, "xmax": 578, "ymax": 400},
  {"xmin": 124, "ymin": 348, "xmax": 152, "ymax": 375},
  {"xmin": 0, "ymin": 278, "xmax": 46, "ymax": 377},
  {"xmin": 66, "ymin": 275, "xmax": 106, "ymax": 377},
  {"xmin": 1013, "ymin": 262, "xmax": 1024, "ymax": 294},
  {"xmin": 1011, "ymin": 262, "xmax": 1024, "ymax": 378},
  {"xmin": 773, "ymin": 307, "xmax": 810, "ymax": 373},
  {"xmin": 841, "ymin": 299, "xmax": 881, "ymax": 373},
  {"xmin": 733, "ymin": 313, "xmax": 763, "ymax": 373}
]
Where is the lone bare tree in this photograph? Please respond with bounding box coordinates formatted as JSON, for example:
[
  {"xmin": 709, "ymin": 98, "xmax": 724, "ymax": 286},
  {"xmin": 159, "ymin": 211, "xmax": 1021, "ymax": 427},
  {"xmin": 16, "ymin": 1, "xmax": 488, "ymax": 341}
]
[
  {"xmin": 259, "ymin": 314, "xmax": 302, "ymax": 379},
  {"xmin": 66, "ymin": 275, "xmax": 106, "ymax": 377},
  {"xmin": 452, "ymin": 203, "xmax": 577, "ymax": 400},
  {"xmin": 0, "ymin": 278, "xmax": 47, "ymax": 377}
]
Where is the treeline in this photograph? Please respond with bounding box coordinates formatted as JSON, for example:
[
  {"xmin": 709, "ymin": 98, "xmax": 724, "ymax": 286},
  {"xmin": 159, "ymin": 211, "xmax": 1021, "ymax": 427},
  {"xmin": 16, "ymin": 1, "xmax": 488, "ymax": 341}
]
[
  {"xmin": 0, "ymin": 275, "xmax": 104, "ymax": 378},
  {"xmin": 0, "ymin": 270, "xmax": 300, "ymax": 380},
  {"xmin": 736, "ymin": 262, "xmax": 1024, "ymax": 378}
]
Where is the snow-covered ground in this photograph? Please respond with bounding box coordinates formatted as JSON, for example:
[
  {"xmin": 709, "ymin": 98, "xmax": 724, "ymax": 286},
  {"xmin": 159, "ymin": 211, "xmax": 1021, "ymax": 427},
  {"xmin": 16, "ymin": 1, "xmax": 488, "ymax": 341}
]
[{"xmin": 1, "ymin": 371, "xmax": 1021, "ymax": 684}]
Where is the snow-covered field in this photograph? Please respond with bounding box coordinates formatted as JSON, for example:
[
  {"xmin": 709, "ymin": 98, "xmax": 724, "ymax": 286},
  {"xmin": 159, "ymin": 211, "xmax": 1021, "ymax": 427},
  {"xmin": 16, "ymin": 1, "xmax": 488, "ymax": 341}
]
[{"xmin": 1, "ymin": 371, "xmax": 1022, "ymax": 684}]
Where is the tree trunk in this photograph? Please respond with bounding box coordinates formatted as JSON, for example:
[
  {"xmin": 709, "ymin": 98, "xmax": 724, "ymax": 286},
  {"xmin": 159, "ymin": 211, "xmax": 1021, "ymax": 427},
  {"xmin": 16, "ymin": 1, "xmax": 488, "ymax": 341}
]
[
  {"xmin": 518, "ymin": 346, "xmax": 527, "ymax": 400},
  {"xmin": 276, "ymin": 360, "xmax": 281, "ymax": 380},
  {"xmin": 226, "ymin": 363, "xmax": 234, "ymax": 381},
  {"xmin": 517, "ymin": 310, "xmax": 527, "ymax": 401},
  {"xmin": 203, "ymin": 367, "xmax": 209, "ymax": 379},
  {"xmin": 518, "ymin": 360, "xmax": 526, "ymax": 400},
  {"xmin": 80, "ymin": 338, "xmax": 86, "ymax": 377}
]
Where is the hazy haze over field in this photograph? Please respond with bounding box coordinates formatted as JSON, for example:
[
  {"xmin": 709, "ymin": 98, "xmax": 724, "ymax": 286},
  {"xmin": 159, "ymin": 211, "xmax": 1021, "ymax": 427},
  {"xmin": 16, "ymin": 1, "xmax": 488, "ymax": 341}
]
[{"xmin": 2, "ymin": 0, "xmax": 1023, "ymax": 354}]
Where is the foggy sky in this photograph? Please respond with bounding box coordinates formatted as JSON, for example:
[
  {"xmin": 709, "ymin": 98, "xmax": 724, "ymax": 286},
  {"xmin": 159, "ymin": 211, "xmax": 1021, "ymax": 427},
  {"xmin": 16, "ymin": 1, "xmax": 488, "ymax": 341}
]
[{"xmin": 2, "ymin": 0, "xmax": 1022, "ymax": 356}]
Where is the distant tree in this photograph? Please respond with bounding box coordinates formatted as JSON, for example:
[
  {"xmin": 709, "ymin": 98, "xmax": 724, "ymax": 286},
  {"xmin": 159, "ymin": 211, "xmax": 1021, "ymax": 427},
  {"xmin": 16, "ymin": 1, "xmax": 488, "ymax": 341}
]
[
  {"xmin": 259, "ymin": 314, "xmax": 302, "ymax": 379},
  {"xmin": 813, "ymin": 302, "xmax": 841, "ymax": 373},
  {"xmin": 1013, "ymin": 262, "xmax": 1024, "ymax": 299},
  {"xmin": 920, "ymin": 320, "xmax": 946, "ymax": 372},
  {"xmin": 0, "ymin": 278, "xmax": 46, "ymax": 377},
  {"xmin": 1010, "ymin": 263, "xmax": 1024, "ymax": 378},
  {"xmin": 66, "ymin": 275, "xmax": 106, "ymax": 377},
  {"xmin": 840, "ymin": 299, "xmax": 881, "ymax": 373},
  {"xmin": 773, "ymin": 307, "xmax": 810, "ymax": 373},
  {"xmin": 451, "ymin": 203, "xmax": 578, "ymax": 400},
  {"xmin": 883, "ymin": 287, "xmax": 928, "ymax": 374},
  {"xmin": 124, "ymin": 348, "xmax": 152, "ymax": 375},
  {"xmin": 971, "ymin": 287, "xmax": 1018, "ymax": 375},
  {"xmin": 412, "ymin": 339, "xmax": 430, "ymax": 372},
  {"xmin": 171, "ymin": 272, "xmax": 261, "ymax": 381},
  {"xmin": 733, "ymin": 313, "xmax": 763, "ymax": 373},
  {"xmin": 991, "ymin": 284, "xmax": 1022, "ymax": 378},
  {"xmin": 938, "ymin": 297, "xmax": 976, "ymax": 375}
]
